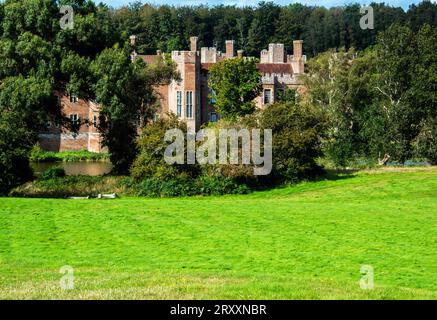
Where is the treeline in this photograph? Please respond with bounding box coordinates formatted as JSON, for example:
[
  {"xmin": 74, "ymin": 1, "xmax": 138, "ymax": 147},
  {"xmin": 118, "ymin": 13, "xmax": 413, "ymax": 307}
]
[
  {"xmin": 303, "ymin": 23, "xmax": 437, "ymax": 167},
  {"xmin": 112, "ymin": 1, "xmax": 437, "ymax": 56}
]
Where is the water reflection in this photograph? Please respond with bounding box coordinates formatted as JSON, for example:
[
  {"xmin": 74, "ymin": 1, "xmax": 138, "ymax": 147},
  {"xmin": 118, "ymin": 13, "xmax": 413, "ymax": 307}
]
[{"xmin": 31, "ymin": 162, "xmax": 113, "ymax": 176}]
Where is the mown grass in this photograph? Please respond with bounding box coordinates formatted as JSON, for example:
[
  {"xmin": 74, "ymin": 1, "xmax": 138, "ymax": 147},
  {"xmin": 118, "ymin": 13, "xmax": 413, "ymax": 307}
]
[{"xmin": 0, "ymin": 167, "xmax": 436, "ymax": 299}]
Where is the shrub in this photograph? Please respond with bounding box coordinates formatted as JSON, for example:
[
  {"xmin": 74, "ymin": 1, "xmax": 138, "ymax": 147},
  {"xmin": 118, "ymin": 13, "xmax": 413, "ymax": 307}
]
[
  {"xmin": 260, "ymin": 102, "xmax": 327, "ymax": 181},
  {"xmin": 134, "ymin": 175, "xmax": 250, "ymax": 197},
  {"xmin": 0, "ymin": 115, "xmax": 35, "ymax": 195},
  {"xmin": 40, "ymin": 167, "xmax": 66, "ymax": 180},
  {"xmin": 205, "ymin": 101, "xmax": 327, "ymax": 183},
  {"xmin": 131, "ymin": 114, "xmax": 199, "ymax": 181}
]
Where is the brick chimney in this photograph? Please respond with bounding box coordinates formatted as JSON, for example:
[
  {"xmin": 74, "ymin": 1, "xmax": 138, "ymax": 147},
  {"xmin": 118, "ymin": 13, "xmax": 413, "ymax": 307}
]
[
  {"xmin": 225, "ymin": 40, "xmax": 234, "ymax": 59},
  {"xmin": 291, "ymin": 40, "xmax": 305, "ymax": 74},
  {"xmin": 237, "ymin": 50, "xmax": 244, "ymax": 58},
  {"xmin": 293, "ymin": 40, "xmax": 303, "ymax": 59},
  {"xmin": 190, "ymin": 36, "xmax": 198, "ymax": 52}
]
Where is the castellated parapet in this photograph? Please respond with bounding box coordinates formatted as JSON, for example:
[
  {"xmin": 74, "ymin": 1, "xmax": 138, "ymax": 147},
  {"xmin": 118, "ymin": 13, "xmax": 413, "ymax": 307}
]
[
  {"xmin": 171, "ymin": 50, "xmax": 199, "ymax": 64},
  {"xmin": 268, "ymin": 43, "xmax": 285, "ymax": 63},
  {"xmin": 200, "ymin": 47, "xmax": 226, "ymax": 63},
  {"xmin": 261, "ymin": 73, "xmax": 299, "ymax": 85},
  {"xmin": 260, "ymin": 49, "xmax": 269, "ymax": 63}
]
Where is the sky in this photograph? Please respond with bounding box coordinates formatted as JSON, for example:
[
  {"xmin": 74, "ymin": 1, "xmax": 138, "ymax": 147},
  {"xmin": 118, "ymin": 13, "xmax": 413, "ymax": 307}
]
[{"xmin": 96, "ymin": 0, "xmax": 431, "ymax": 10}]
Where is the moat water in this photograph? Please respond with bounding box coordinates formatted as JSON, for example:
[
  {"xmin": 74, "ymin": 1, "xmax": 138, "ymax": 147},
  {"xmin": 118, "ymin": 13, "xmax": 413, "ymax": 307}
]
[{"xmin": 31, "ymin": 161, "xmax": 113, "ymax": 176}]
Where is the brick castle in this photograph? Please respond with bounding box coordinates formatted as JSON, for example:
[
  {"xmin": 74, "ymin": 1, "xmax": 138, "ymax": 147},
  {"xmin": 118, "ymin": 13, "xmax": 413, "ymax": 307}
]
[{"xmin": 39, "ymin": 36, "xmax": 306, "ymax": 152}]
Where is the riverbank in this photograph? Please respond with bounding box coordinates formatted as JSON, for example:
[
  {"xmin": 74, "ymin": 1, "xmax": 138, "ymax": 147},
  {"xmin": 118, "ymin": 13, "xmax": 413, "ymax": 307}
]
[{"xmin": 30, "ymin": 148, "xmax": 110, "ymax": 163}]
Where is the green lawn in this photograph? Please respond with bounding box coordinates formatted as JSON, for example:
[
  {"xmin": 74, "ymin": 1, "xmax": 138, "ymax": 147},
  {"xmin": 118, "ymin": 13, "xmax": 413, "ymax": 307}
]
[{"xmin": 0, "ymin": 167, "xmax": 436, "ymax": 299}]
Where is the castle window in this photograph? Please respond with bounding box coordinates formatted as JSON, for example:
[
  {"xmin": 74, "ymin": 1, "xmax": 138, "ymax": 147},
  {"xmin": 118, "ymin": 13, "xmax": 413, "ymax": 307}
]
[
  {"xmin": 263, "ymin": 89, "xmax": 272, "ymax": 104},
  {"xmin": 186, "ymin": 91, "xmax": 193, "ymax": 118},
  {"xmin": 209, "ymin": 112, "xmax": 218, "ymax": 123},
  {"xmin": 70, "ymin": 114, "xmax": 79, "ymax": 126},
  {"xmin": 70, "ymin": 95, "xmax": 78, "ymax": 103},
  {"xmin": 93, "ymin": 115, "xmax": 97, "ymax": 128},
  {"xmin": 176, "ymin": 91, "xmax": 182, "ymax": 117}
]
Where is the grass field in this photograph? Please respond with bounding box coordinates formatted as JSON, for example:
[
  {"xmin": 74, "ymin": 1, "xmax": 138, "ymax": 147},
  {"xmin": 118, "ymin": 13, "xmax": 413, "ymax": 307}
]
[{"xmin": 0, "ymin": 167, "xmax": 436, "ymax": 299}]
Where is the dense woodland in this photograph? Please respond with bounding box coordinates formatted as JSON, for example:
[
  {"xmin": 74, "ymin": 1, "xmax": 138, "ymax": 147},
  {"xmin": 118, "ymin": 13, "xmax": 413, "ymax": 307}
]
[
  {"xmin": 0, "ymin": 0, "xmax": 436, "ymax": 196},
  {"xmin": 111, "ymin": 0, "xmax": 437, "ymax": 56}
]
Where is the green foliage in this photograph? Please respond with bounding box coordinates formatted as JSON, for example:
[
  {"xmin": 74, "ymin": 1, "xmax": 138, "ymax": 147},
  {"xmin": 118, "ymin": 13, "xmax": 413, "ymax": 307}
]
[
  {"xmin": 111, "ymin": 1, "xmax": 436, "ymax": 57},
  {"xmin": 40, "ymin": 167, "xmax": 66, "ymax": 180},
  {"xmin": 261, "ymin": 101, "xmax": 326, "ymax": 181},
  {"xmin": 134, "ymin": 175, "xmax": 250, "ymax": 197},
  {"xmin": 304, "ymin": 24, "xmax": 437, "ymax": 166},
  {"xmin": 91, "ymin": 47, "xmax": 179, "ymax": 174},
  {"xmin": 0, "ymin": 114, "xmax": 34, "ymax": 195},
  {"xmin": 0, "ymin": 0, "xmax": 105, "ymax": 194},
  {"xmin": 131, "ymin": 114, "xmax": 198, "ymax": 181},
  {"xmin": 0, "ymin": 76, "xmax": 56, "ymax": 194},
  {"xmin": 30, "ymin": 145, "xmax": 109, "ymax": 162},
  {"xmin": 208, "ymin": 57, "xmax": 262, "ymax": 119}
]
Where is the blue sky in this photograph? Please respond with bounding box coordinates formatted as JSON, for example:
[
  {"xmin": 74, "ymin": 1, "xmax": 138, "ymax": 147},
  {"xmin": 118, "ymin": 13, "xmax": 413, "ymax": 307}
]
[{"xmin": 96, "ymin": 0, "xmax": 429, "ymax": 10}]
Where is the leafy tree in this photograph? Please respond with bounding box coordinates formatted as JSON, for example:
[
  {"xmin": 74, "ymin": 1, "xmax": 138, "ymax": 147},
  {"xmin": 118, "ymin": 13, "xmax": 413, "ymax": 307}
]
[
  {"xmin": 208, "ymin": 57, "xmax": 262, "ymax": 119},
  {"xmin": 131, "ymin": 114, "xmax": 198, "ymax": 181},
  {"xmin": 0, "ymin": 76, "xmax": 56, "ymax": 194},
  {"xmin": 91, "ymin": 46, "xmax": 178, "ymax": 173},
  {"xmin": 260, "ymin": 101, "xmax": 326, "ymax": 181},
  {"xmin": 247, "ymin": 2, "xmax": 280, "ymax": 55}
]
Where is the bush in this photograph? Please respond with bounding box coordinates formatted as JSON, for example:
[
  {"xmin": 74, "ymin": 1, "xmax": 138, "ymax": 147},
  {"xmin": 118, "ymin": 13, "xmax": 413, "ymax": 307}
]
[
  {"xmin": 40, "ymin": 167, "xmax": 66, "ymax": 180},
  {"xmin": 134, "ymin": 175, "xmax": 250, "ymax": 197},
  {"xmin": 131, "ymin": 114, "xmax": 199, "ymax": 181},
  {"xmin": 0, "ymin": 115, "xmax": 35, "ymax": 195},
  {"xmin": 260, "ymin": 102, "xmax": 326, "ymax": 182}
]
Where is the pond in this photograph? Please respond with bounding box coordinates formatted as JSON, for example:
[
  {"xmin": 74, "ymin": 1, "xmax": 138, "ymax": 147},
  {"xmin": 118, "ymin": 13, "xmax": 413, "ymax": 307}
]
[{"xmin": 31, "ymin": 161, "xmax": 113, "ymax": 176}]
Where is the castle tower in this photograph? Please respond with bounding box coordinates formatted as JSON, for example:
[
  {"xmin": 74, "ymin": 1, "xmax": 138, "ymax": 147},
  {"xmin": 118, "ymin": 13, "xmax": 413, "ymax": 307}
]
[{"xmin": 168, "ymin": 37, "xmax": 201, "ymax": 132}]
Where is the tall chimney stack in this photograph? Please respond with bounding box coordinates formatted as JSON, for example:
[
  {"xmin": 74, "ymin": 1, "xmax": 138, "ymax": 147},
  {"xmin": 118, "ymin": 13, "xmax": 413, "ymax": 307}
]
[
  {"xmin": 190, "ymin": 36, "xmax": 198, "ymax": 52},
  {"xmin": 225, "ymin": 40, "xmax": 235, "ymax": 59},
  {"xmin": 293, "ymin": 40, "xmax": 303, "ymax": 59}
]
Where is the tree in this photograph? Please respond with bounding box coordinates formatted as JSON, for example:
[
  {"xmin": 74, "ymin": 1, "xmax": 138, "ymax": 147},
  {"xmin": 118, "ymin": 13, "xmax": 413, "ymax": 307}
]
[
  {"xmin": 0, "ymin": 76, "xmax": 56, "ymax": 194},
  {"xmin": 260, "ymin": 101, "xmax": 326, "ymax": 181},
  {"xmin": 208, "ymin": 57, "xmax": 262, "ymax": 119},
  {"xmin": 91, "ymin": 45, "xmax": 179, "ymax": 173}
]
